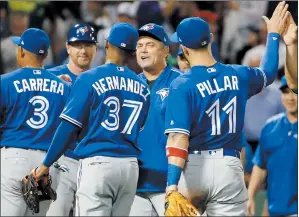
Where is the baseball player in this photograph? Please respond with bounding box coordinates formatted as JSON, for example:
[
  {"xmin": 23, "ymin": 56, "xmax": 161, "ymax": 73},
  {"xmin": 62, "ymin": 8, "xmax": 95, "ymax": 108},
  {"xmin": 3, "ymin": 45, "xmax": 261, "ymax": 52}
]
[
  {"xmin": 46, "ymin": 23, "xmax": 97, "ymax": 217},
  {"xmin": 282, "ymin": 13, "xmax": 298, "ymax": 93},
  {"xmin": 163, "ymin": 2, "xmax": 289, "ymax": 216},
  {"xmin": 129, "ymin": 23, "xmax": 182, "ymax": 216},
  {"xmin": 27, "ymin": 23, "xmax": 151, "ymax": 216},
  {"xmin": 0, "ymin": 28, "xmax": 70, "ymax": 216},
  {"xmin": 247, "ymin": 76, "xmax": 298, "ymax": 216}
]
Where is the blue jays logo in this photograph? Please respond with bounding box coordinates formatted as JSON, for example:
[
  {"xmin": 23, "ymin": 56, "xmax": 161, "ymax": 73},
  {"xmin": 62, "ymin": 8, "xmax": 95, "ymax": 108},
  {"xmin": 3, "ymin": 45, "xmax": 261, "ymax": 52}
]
[
  {"xmin": 156, "ymin": 88, "xmax": 169, "ymax": 101},
  {"xmin": 77, "ymin": 26, "xmax": 89, "ymax": 35},
  {"xmin": 140, "ymin": 24, "xmax": 154, "ymax": 31}
]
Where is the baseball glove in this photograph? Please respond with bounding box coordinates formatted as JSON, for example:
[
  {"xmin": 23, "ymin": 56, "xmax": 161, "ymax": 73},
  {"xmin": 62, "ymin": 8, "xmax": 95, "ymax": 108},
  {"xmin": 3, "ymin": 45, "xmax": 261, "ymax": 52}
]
[
  {"xmin": 21, "ymin": 171, "xmax": 57, "ymax": 214},
  {"xmin": 164, "ymin": 191, "xmax": 201, "ymax": 216}
]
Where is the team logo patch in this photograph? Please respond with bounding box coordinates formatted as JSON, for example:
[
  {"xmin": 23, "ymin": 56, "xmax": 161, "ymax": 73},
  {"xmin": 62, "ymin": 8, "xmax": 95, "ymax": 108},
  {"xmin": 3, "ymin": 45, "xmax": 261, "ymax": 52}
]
[
  {"xmin": 140, "ymin": 24, "xmax": 154, "ymax": 31},
  {"xmin": 77, "ymin": 26, "xmax": 89, "ymax": 35},
  {"xmin": 156, "ymin": 88, "xmax": 169, "ymax": 101}
]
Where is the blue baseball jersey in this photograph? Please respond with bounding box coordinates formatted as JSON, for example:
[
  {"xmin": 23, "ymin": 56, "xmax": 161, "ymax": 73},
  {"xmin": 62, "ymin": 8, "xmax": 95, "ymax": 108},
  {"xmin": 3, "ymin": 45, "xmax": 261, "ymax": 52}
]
[
  {"xmin": 253, "ymin": 113, "xmax": 298, "ymax": 216},
  {"xmin": 48, "ymin": 64, "xmax": 79, "ymax": 159},
  {"xmin": 49, "ymin": 64, "xmax": 77, "ymax": 83},
  {"xmin": 60, "ymin": 63, "xmax": 150, "ymax": 158},
  {"xmin": 137, "ymin": 66, "xmax": 182, "ymax": 192},
  {"xmin": 0, "ymin": 68, "xmax": 70, "ymax": 150},
  {"xmin": 165, "ymin": 62, "xmax": 268, "ymax": 151}
]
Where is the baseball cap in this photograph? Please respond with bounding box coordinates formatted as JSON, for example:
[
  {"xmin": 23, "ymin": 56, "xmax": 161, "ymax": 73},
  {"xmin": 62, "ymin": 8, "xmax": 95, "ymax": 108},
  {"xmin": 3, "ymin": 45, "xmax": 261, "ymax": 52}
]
[
  {"xmin": 138, "ymin": 23, "xmax": 169, "ymax": 46},
  {"xmin": 11, "ymin": 28, "xmax": 50, "ymax": 55},
  {"xmin": 280, "ymin": 76, "xmax": 289, "ymax": 91},
  {"xmin": 106, "ymin": 23, "xmax": 138, "ymax": 51},
  {"xmin": 67, "ymin": 24, "xmax": 97, "ymax": 43},
  {"xmin": 171, "ymin": 17, "xmax": 211, "ymax": 49}
]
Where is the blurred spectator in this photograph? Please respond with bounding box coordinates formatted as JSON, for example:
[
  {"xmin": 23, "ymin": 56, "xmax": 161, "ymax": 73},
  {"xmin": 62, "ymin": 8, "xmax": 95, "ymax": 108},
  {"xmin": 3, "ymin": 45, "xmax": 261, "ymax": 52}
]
[
  {"xmin": 0, "ymin": 1, "xmax": 9, "ymax": 38},
  {"xmin": 221, "ymin": 1, "xmax": 268, "ymax": 63},
  {"xmin": 242, "ymin": 22, "xmax": 286, "ymax": 69},
  {"xmin": 1, "ymin": 11, "xmax": 29, "ymax": 74},
  {"xmin": 243, "ymin": 56, "xmax": 284, "ymax": 152},
  {"xmin": 236, "ymin": 26, "xmax": 259, "ymax": 64},
  {"xmin": 196, "ymin": 10, "xmax": 220, "ymax": 60},
  {"xmin": 93, "ymin": 2, "xmax": 140, "ymax": 69},
  {"xmin": 135, "ymin": 1, "xmax": 164, "ymax": 28},
  {"xmin": 81, "ymin": 1, "xmax": 112, "ymax": 34}
]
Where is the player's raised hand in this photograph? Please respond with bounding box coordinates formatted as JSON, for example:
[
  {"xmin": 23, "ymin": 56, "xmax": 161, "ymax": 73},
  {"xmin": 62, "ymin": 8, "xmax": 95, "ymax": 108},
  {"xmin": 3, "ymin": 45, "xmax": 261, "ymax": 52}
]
[
  {"xmin": 262, "ymin": 1, "xmax": 289, "ymax": 35},
  {"xmin": 282, "ymin": 12, "xmax": 298, "ymax": 46}
]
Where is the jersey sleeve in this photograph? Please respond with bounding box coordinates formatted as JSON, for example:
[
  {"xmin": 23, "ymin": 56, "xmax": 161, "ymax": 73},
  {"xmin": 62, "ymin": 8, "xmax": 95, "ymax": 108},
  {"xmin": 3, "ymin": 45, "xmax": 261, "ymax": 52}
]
[
  {"xmin": 252, "ymin": 145, "xmax": 266, "ymax": 169},
  {"xmin": 60, "ymin": 75, "xmax": 91, "ymax": 128},
  {"xmin": 164, "ymin": 82, "xmax": 191, "ymax": 136},
  {"xmin": 235, "ymin": 65, "xmax": 267, "ymax": 98}
]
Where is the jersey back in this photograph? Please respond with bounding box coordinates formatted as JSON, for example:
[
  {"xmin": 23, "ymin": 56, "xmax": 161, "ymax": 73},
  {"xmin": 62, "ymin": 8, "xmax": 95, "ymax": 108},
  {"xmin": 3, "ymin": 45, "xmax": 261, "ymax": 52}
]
[
  {"xmin": 165, "ymin": 62, "xmax": 267, "ymax": 151},
  {"xmin": 61, "ymin": 63, "xmax": 151, "ymax": 158},
  {"xmin": 0, "ymin": 68, "xmax": 71, "ymax": 150}
]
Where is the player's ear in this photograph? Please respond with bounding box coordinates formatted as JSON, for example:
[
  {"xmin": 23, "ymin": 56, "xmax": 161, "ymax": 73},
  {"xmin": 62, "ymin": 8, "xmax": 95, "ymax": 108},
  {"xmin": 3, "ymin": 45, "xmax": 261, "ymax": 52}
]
[
  {"xmin": 181, "ymin": 45, "xmax": 189, "ymax": 57},
  {"xmin": 210, "ymin": 33, "xmax": 214, "ymax": 44},
  {"xmin": 66, "ymin": 43, "xmax": 71, "ymax": 55},
  {"xmin": 163, "ymin": 45, "xmax": 169, "ymax": 58},
  {"xmin": 105, "ymin": 40, "xmax": 109, "ymax": 50},
  {"xmin": 20, "ymin": 47, "xmax": 25, "ymax": 58}
]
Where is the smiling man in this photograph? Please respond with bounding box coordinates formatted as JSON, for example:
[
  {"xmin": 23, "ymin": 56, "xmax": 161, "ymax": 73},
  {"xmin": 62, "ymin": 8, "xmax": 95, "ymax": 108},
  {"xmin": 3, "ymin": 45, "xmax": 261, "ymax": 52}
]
[
  {"xmin": 247, "ymin": 76, "xmax": 298, "ymax": 216},
  {"xmin": 45, "ymin": 23, "xmax": 97, "ymax": 217},
  {"xmin": 129, "ymin": 23, "xmax": 182, "ymax": 216}
]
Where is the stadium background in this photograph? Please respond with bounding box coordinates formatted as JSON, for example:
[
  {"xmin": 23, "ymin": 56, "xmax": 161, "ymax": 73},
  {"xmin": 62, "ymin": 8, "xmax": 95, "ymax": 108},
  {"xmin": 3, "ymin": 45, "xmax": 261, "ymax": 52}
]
[{"xmin": 0, "ymin": 1, "xmax": 298, "ymax": 216}]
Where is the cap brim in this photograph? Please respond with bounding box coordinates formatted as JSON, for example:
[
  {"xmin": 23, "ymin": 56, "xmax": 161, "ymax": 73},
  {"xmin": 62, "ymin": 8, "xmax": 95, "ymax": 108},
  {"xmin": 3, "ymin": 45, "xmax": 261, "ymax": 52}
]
[
  {"xmin": 11, "ymin": 36, "xmax": 21, "ymax": 45},
  {"xmin": 138, "ymin": 30, "xmax": 162, "ymax": 43},
  {"xmin": 170, "ymin": 32, "xmax": 179, "ymax": 43}
]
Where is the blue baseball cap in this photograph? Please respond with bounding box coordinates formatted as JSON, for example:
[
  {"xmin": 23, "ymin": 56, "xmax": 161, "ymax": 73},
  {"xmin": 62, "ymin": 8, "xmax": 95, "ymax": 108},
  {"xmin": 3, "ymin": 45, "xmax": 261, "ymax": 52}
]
[
  {"xmin": 138, "ymin": 23, "xmax": 169, "ymax": 46},
  {"xmin": 11, "ymin": 28, "xmax": 50, "ymax": 55},
  {"xmin": 67, "ymin": 24, "xmax": 97, "ymax": 43},
  {"xmin": 280, "ymin": 76, "xmax": 288, "ymax": 91},
  {"xmin": 171, "ymin": 17, "xmax": 211, "ymax": 49},
  {"xmin": 106, "ymin": 23, "xmax": 138, "ymax": 51}
]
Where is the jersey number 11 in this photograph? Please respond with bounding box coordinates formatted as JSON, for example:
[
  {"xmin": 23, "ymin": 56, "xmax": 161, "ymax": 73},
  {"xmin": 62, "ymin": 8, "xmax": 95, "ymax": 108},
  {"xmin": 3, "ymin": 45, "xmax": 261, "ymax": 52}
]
[{"xmin": 206, "ymin": 96, "xmax": 237, "ymax": 135}]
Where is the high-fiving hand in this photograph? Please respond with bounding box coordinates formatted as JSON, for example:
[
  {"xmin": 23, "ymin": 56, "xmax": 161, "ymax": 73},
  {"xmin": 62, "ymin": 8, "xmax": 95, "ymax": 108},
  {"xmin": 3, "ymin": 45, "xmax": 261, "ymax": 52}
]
[{"xmin": 262, "ymin": 1, "xmax": 290, "ymax": 36}]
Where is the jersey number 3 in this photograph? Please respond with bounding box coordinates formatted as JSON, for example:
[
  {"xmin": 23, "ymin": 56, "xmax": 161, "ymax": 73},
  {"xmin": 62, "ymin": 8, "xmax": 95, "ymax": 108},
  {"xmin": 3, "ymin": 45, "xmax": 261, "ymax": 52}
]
[
  {"xmin": 101, "ymin": 96, "xmax": 143, "ymax": 134},
  {"xmin": 206, "ymin": 96, "xmax": 237, "ymax": 135},
  {"xmin": 26, "ymin": 96, "xmax": 49, "ymax": 129}
]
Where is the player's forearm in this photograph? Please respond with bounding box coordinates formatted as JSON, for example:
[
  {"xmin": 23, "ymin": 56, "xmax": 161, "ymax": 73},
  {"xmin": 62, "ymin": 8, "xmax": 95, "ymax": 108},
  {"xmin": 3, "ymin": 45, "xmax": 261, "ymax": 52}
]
[
  {"xmin": 259, "ymin": 33, "xmax": 280, "ymax": 86},
  {"xmin": 248, "ymin": 165, "xmax": 267, "ymax": 199},
  {"xmin": 43, "ymin": 120, "xmax": 80, "ymax": 167},
  {"xmin": 166, "ymin": 133, "xmax": 189, "ymax": 191},
  {"xmin": 285, "ymin": 44, "xmax": 298, "ymax": 89}
]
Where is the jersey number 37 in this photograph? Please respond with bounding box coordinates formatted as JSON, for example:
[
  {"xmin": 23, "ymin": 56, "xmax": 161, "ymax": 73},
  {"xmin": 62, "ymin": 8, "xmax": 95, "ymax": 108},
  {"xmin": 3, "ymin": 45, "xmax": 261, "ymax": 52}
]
[{"xmin": 101, "ymin": 96, "xmax": 143, "ymax": 135}]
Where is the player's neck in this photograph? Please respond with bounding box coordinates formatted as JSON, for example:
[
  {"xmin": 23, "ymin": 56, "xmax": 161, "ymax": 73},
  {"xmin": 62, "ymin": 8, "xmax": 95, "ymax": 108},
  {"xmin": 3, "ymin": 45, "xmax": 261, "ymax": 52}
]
[
  {"xmin": 188, "ymin": 52, "xmax": 217, "ymax": 68},
  {"xmin": 67, "ymin": 61, "xmax": 89, "ymax": 76},
  {"xmin": 287, "ymin": 111, "xmax": 298, "ymax": 124},
  {"xmin": 20, "ymin": 61, "xmax": 43, "ymax": 69},
  {"xmin": 143, "ymin": 63, "xmax": 167, "ymax": 81}
]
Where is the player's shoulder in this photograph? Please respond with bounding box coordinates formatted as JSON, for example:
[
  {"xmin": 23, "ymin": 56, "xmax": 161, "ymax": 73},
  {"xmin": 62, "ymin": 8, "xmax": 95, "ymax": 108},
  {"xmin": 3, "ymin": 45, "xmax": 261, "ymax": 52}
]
[
  {"xmin": 169, "ymin": 72, "xmax": 192, "ymax": 90},
  {"xmin": 168, "ymin": 66, "xmax": 183, "ymax": 77},
  {"xmin": 264, "ymin": 112, "xmax": 286, "ymax": 128},
  {"xmin": 126, "ymin": 67, "xmax": 149, "ymax": 87},
  {"xmin": 1, "ymin": 68, "xmax": 23, "ymax": 81},
  {"xmin": 47, "ymin": 64, "xmax": 67, "ymax": 75}
]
